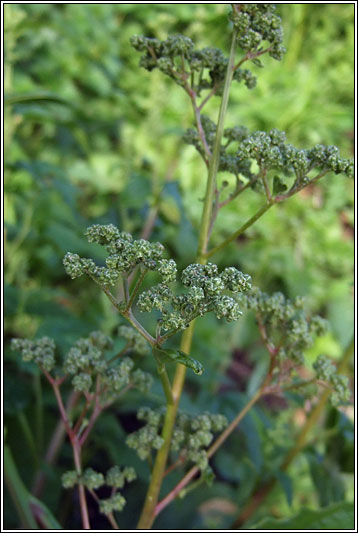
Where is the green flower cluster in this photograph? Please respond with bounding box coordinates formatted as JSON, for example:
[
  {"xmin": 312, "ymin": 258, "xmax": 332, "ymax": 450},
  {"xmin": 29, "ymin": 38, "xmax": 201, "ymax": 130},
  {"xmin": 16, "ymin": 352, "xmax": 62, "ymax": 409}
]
[
  {"xmin": 61, "ymin": 466, "xmax": 136, "ymax": 515},
  {"xmin": 126, "ymin": 407, "xmax": 227, "ymax": 472},
  {"xmin": 138, "ymin": 262, "xmax": 251, "ymax": 335},
  {"xmin": 11, "ymin": 337, "xmax": 56, "ymax": 371},
  {"xmin": 229, "ymin": 4, "xmax": 286, "ymax": 61},
  {"xmin": 64, "ymin": 331, "xmax": 152, "ymax": 395},
  {"xmin": 235, "ymin": 130, "xmax": 354, "ymax": 182},
  {"xmin": 243, "ymin": 288, "xmax": 328, "ymax": 365},
  {"xmin": 130, "ymin": 34, "xmax": 257, "ymax": 97},
  {"xmin": 184, "ymin": 120, "xmax": 353, "ymax": 193},
  {"xmin": 63, "ymin": 224, "xmax": 166, "ymax": 287},
  {"xmin": 313, "ymin": 355, "xmax": 351, "ymax": 406}
]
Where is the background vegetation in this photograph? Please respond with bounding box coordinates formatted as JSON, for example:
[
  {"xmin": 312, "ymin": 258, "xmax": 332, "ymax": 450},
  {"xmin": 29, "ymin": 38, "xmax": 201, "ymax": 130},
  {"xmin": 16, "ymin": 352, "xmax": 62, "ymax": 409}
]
[{"xmin": 4, "ymin": 4, "xmax": 354, "ymax": 530}]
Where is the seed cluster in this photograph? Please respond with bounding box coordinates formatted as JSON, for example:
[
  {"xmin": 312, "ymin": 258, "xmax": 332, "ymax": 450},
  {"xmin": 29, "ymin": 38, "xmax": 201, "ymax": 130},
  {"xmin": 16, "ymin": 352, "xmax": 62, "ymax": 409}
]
[{"xmin": 126, "ymin": 407, "xmax": 227, "ymax": 472}]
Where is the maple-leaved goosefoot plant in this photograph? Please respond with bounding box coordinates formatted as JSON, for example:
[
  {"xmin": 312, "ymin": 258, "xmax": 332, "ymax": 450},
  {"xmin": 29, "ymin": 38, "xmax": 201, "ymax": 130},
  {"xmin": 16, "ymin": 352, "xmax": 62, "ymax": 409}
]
[{"xmin": 11, "ymin": 5, "xmax": 353, "ymax": 530}]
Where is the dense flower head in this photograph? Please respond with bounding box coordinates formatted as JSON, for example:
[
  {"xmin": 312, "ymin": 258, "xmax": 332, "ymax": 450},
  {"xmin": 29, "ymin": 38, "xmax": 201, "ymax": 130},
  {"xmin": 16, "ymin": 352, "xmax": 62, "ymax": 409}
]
[{"xmin": 118, "ymin": 325, "xmax": 150, "ymax": 355}]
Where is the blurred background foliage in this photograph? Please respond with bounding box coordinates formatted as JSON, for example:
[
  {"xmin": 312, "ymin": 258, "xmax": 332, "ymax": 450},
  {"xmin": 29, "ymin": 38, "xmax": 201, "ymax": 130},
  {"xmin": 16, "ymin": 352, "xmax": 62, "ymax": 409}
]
[{"xmin": 4, "ymin": 4, "xmax": 354, "ymax": 530}]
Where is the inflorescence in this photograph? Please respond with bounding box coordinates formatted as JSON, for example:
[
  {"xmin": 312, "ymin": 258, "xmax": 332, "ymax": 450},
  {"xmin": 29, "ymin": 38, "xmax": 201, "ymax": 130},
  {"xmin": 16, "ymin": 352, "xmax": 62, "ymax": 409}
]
[
  {"xmin": 11, "ymin": 327, "xmax": 153, "ymax": 399},
  {"xmin": 126, "ymin": 407, "xmax": 228, "ymax": 474},
  {"xmin": 63, "ymin": 225, "xmax": 252, "ymax": 342},
  {"xmin": 184, "ymin": 118, "xmax": 354, "ymax": 198},
  {"xmin": 130, "ymin": 5, "xmax": 285, "ymax": 99}
]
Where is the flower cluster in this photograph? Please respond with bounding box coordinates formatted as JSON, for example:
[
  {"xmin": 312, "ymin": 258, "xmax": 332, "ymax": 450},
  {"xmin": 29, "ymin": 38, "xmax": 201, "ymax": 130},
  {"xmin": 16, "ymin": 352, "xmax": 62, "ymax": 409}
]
[
  {"xmin": 12, "ymin": 328, "xmax": 153, "ymax": 398},
  {"xmin": 235, "ymin": 130, "xmax": 354, "ymax": 182},
  {"xmin": 63, "ymin": 224, "xmax": 166, "ymax": 287},
  {"xmin": 138, "ymin": 262, "xmax": 251, "ymax": 336},
  {"xmin": 61, "ymin": 466, "xmax": 136, "ymax": 516},
  {"xmin": 64, "ymin": 331, "xmax": 152, "ymax": 396},
  {"xmin": 126, "ymin": 407, "xmax": 227, "ymax": 473},
  {"xmin": 313, "ymin": 355, "xmax": 351, "ymax": 406},
  {"xmin": 184, "ymin": 120, "xmax": 354, "ymax": 196},
  {"xmin": 243, "ymin": 288, "xmax": 328, "ymax": 365},
  {"xmin": 11, "ymin": 337, "xmax": 56, "ymax": 371},
  {"xmin": 130, "ymin": 34, "xmax": 257, "ymax": 97},
  {"xmin": 229, "ymin": 4, "xmax": 286, "ymax": 61}
]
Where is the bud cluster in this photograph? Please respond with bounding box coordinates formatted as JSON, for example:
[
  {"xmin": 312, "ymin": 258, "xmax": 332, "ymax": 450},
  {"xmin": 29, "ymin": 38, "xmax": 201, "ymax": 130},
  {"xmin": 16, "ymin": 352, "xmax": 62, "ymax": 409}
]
[
  {"xmin": 313, "ymin": 355, "xmax": 351, "ymax": 406},
  {"xmin": 126, "ymin": 407, "xmax": 227, "ymax": 472},
  {"xmin": 11, "ymin": 337, "xmax": 56, "ymax": 371}
]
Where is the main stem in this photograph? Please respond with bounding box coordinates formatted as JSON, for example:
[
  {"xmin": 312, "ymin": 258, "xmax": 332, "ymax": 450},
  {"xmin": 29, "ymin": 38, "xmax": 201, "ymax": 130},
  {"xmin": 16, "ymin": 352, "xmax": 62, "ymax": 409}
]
[{"xmin": 137, "ymin": 27, "xmax": 238, "ymax": 530}]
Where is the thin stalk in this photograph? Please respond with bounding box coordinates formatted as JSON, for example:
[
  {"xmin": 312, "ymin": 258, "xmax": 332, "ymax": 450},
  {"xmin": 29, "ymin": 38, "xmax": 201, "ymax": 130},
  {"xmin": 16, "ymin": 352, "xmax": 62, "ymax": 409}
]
[
  {"xmin": 73, "ymin": 444, "xmax": 90, "ymax": 530},
  {"xmin": 197, "ymin": 27, "xmax": 238, "ymax": 260},
  {"xmin": 205, "ymin": 200, "xmax": 275, "ymax": 258}
]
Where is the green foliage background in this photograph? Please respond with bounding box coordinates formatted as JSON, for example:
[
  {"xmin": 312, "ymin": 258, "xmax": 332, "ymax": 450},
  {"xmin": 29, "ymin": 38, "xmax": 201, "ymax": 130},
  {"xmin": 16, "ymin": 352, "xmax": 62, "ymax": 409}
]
[{"xmin": 4, "ymin": 4, "xmax": 354, "ymax": 530}]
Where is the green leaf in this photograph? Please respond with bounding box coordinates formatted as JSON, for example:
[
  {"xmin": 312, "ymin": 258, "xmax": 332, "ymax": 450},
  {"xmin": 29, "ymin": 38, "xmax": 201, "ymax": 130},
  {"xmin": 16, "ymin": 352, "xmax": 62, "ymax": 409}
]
[
  {"xmin": 274, "ymin": 470, "xmax": 293, "ymax": 507},
  {"xmin": 29, "ymin": 496, "xmax": 62, "ymax": 529},
  {"xmin": 153, "ymin": 347, "xmax": 204, "ymax": 375},
  {"xmin": 4, "ymin": 91, "xmax": 71, "ymax": 107},
  {"xmin": 248, "ymin": 502, "xmax": 354, "ymax": 530}
]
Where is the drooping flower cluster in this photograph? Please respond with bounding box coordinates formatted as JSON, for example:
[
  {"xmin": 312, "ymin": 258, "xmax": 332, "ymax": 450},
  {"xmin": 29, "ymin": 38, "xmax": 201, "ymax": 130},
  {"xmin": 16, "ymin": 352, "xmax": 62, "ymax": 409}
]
[
  {"xmin": 61, "ymin": 466, "xmax": 136, "ymax": 515},
  {"xmin": 138, "ymin": 262, "xmax": 251, "ymax": 336},
  {"xmin": 126, "ymin": 407, "xmax": 228, "ymax": 473},
  {"xmin": 313, "ymin": 355, "xmax": 351, "ymax": 406}
]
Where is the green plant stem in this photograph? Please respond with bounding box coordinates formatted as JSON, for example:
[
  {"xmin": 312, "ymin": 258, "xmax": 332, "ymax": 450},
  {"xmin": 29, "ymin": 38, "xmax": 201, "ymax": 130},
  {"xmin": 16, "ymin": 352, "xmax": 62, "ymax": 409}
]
[
  {"xmin": 17, "ymin": 412, "xmax": 39, "ymax": 469},
  {"xmin": 205, "ymin": 199, "xmax": 275, "ymax": 258},
  {"xmin": 34, "ymin": 373, "xmax": 44, "ymax": 455},
  {"xmin": 197, "ymin": 27, "xmax": 238, "ymax": 260},
  {"xmin": 154, "ymin": 353, "xmax": 174, "ymax": 406},
  {"xmin": 137, "ymin": 23, "xmax": 239, "ymax": 531},
  {"xmin": 232, "ymin": 335, "xmax": 354, "ymax": 528}
]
